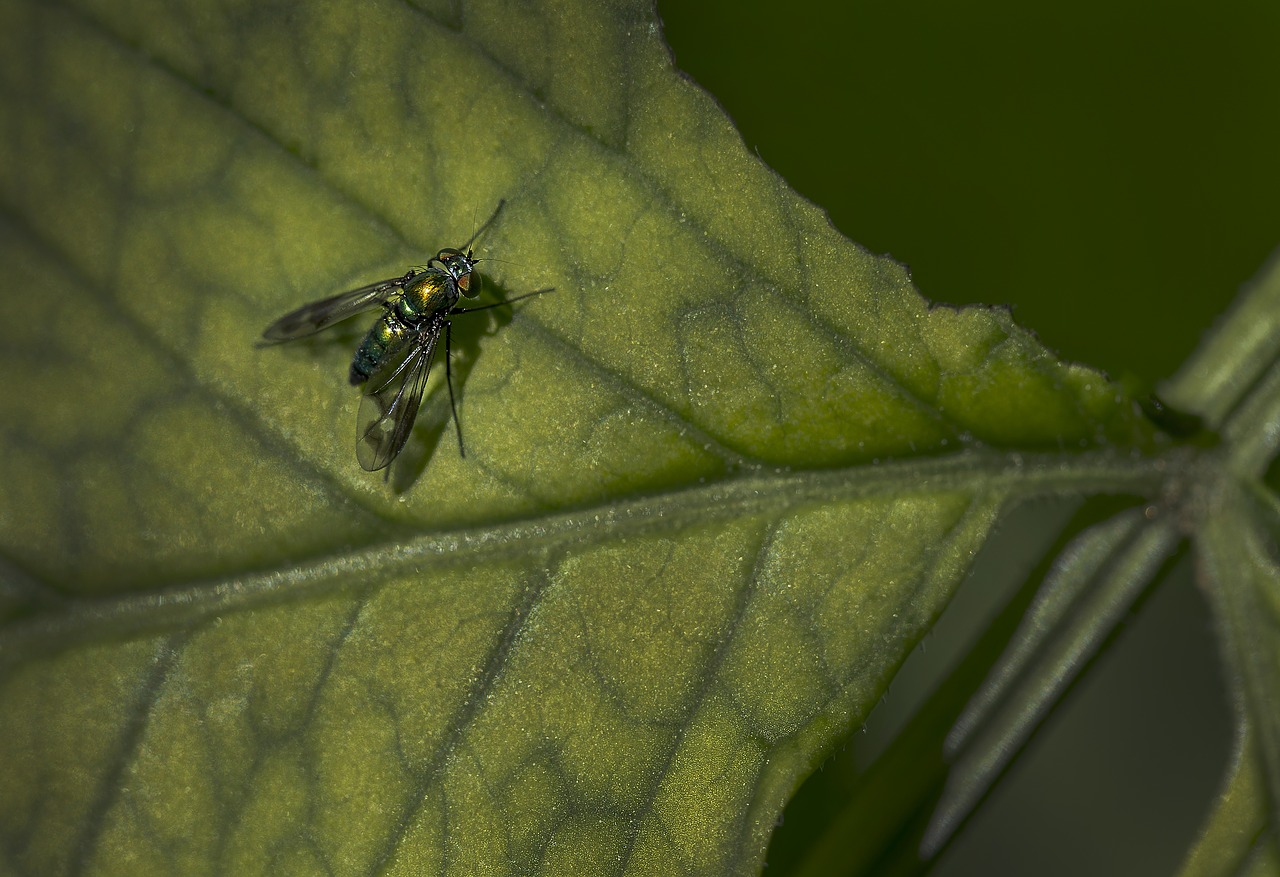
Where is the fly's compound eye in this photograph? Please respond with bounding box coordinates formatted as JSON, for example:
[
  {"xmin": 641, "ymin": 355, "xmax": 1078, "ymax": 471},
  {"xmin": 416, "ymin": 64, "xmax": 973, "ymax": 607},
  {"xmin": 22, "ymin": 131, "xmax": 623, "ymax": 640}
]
[{"xmin": 458, "ymin": 268, "xmax": 481, "ymax": 297}]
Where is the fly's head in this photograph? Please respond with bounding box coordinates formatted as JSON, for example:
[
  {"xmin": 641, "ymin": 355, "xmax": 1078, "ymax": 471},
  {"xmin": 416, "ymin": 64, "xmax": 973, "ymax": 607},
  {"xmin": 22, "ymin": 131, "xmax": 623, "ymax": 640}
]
[{"xmin": 435, "ymin": 247, "xmax": 481, "ymax": 298}]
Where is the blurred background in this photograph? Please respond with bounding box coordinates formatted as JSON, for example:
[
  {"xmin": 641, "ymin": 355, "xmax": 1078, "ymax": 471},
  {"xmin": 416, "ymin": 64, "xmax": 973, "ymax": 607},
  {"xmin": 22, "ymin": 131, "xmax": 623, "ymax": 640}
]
[{"xmin": 659, "ymin": 1, "xmax": 1279, "ymax": 873}]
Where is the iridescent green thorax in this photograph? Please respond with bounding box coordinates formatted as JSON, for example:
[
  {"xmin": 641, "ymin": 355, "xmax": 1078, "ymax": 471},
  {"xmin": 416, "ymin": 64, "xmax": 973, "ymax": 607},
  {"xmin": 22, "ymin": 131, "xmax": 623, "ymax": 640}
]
[{"xmin": 397, "ymin": 270, "xmax": 457, "ymax": 321}]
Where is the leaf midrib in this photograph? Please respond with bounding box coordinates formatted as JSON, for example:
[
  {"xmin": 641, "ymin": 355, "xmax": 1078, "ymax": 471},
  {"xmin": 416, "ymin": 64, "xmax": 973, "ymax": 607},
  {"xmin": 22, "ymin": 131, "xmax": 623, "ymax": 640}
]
[{"xmin": 2, "ymin": 448, "xmax": 1174, "ymax": 669}]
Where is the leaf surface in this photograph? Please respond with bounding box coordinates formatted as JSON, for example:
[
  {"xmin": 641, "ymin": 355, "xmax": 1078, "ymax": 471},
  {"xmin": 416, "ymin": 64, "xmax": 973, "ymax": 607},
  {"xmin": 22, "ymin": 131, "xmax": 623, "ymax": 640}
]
[{"xmin": 0, "ymin": 1, "xmax": 1160, "ymax": 874}]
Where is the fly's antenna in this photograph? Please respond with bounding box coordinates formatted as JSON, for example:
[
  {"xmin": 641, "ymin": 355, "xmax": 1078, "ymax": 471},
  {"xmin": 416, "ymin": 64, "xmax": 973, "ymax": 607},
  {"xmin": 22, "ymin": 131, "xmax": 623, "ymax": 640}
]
[
  {"xmin": 461, "ymin": 199, "xmax": 506, "ymax": 254},
  {"xmin": 466, "ymin": 204, "xmax": 480, "ymax": 254}
]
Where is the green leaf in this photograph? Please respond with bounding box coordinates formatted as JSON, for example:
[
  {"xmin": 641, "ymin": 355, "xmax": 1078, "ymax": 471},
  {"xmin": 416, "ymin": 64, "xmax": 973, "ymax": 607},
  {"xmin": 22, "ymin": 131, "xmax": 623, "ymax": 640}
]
[
  {"xmin": 924, "ymin": 506, "xmax": 1180, "ymax": 856},
  {"xmin": 0, "ymin": 1, "xmax": 1169, "ymax": 875},
  {"xmin": 1178, "ymin": 727, "xmax": 1275, "ymax": 877},
  {"xmin": 1160, "ymin": 250, "xmax": 1280, "ymax": 877},
  {"xmin": 1196, "ymin": 481, "xmax": 1280, "ymax": 845}
]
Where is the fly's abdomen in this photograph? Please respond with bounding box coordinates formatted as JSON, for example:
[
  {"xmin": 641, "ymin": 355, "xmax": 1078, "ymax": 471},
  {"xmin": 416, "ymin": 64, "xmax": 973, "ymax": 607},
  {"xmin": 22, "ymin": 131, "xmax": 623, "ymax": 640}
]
[{"xmin": 350, "ymin": 311, "xmax": 413, "ymax": 385}]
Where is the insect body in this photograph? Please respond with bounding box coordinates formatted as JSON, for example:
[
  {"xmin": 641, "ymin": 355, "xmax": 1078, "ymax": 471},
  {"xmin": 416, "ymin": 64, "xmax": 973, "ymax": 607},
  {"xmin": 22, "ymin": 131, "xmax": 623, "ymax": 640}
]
[{"xmin": 262, "ymin": 205, "xmax": 550, "ymax": 471}]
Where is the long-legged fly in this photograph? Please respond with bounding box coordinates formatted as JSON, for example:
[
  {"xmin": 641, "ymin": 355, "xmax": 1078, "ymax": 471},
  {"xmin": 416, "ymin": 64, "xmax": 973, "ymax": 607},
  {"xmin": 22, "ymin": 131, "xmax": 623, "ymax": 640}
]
[{"xmin": 262, "ymin": 201, "xmax": 551, "ymax": 471}]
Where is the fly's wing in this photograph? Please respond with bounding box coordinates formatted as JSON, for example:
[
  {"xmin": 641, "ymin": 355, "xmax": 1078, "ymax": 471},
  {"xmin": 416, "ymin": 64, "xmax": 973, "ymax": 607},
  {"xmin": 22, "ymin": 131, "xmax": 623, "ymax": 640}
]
[
  {"xmin": 354, "ymin": 320, "xmax": 440, "ymax": 471},
  {"xmin": 262, "ymin": 274, "xmax": 410, "ymax": 342}
]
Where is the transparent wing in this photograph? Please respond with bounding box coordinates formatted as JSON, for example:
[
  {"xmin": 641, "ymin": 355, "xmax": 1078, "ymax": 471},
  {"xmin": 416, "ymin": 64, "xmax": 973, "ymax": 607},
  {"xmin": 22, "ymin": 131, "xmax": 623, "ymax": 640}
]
[
  {"xmin": 354, "ymin": 319, "xmax": 441, "ymax": 471},
  {"xmin": 261, "ymin": 273, "xmax": 412, "ymax": 342}
]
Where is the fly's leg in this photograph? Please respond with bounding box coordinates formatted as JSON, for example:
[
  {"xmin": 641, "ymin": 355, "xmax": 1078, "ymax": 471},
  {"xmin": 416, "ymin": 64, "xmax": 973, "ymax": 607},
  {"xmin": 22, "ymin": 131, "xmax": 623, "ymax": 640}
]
[{"xmin": 444, "ymin": 320, "xmax": 465, "ymax": 457}]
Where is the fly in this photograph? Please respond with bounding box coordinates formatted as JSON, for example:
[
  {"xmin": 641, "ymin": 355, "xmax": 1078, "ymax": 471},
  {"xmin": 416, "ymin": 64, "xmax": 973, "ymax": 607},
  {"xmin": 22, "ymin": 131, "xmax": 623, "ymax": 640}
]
[{"xmin": 261, "ymin": 201, "xmax": 552, "ymax": 471}]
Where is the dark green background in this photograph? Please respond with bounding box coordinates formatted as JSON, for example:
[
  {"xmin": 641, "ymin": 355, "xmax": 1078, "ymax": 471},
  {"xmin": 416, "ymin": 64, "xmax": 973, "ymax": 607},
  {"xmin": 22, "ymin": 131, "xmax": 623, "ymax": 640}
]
[
  {"xmin": 660, "ymin": 1, "xmax": 1279, "ymax": 388},
  {"xmin": 660, "ymin": 1, "xmax": 1273, "ymax": 874}
]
